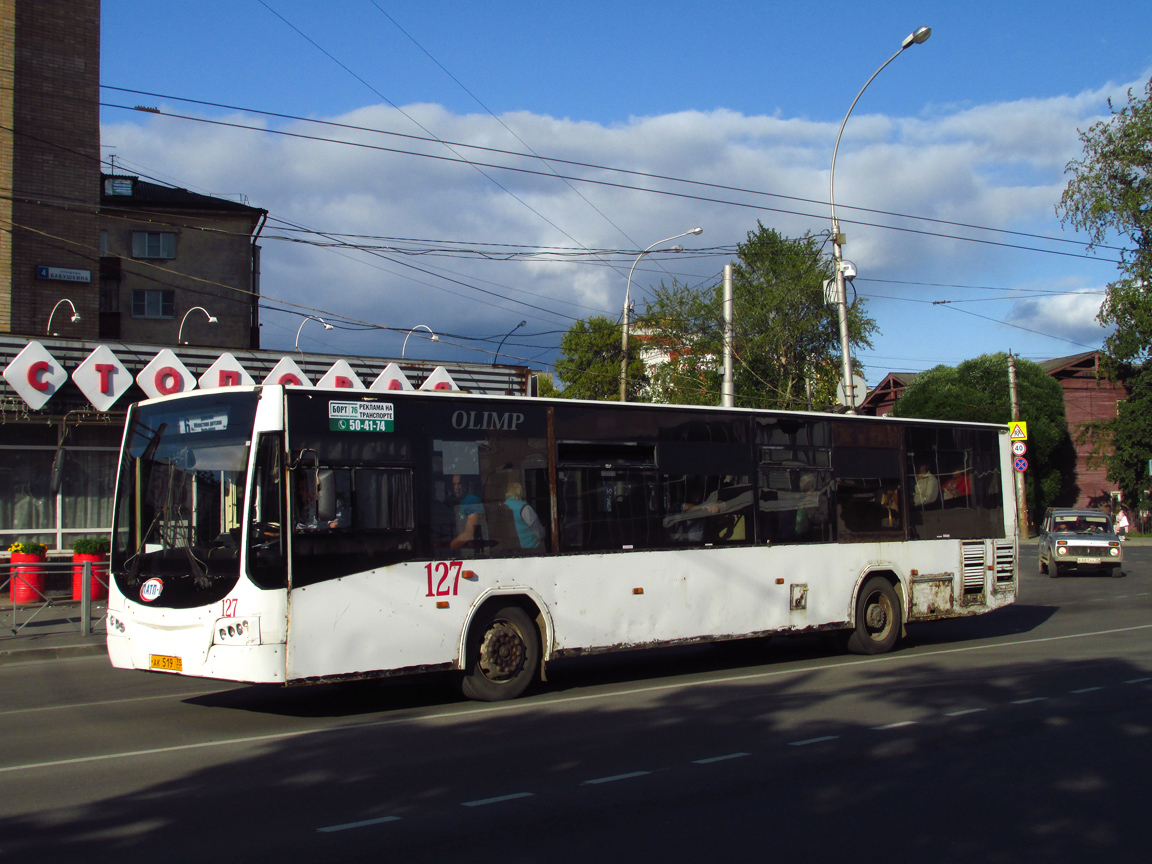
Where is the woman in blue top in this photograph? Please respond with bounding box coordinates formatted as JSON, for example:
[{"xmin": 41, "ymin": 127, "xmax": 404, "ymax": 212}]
[{"xmin": 505, "ymin": 481, "xmax": 545, "ymax": 549}]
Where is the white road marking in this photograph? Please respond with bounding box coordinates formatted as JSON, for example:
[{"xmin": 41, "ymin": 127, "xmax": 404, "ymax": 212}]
[
  {"xmin": 693, "ymin": 752, "xmax": 750, "ymax": 764},
  {"xmin": 462, "ymin": 792, "xmax": 534, "ymax": 807},
  {"xmin": 1069, "ymin": 687, "xmax": 1103, "ymax": 694},
  {"xmin": 788, "ymin": 735, "xmax": 838, "ymax": 746},
  {"xmin": 1011, "ymin": 697, "xmax": 1048, "ymax": 704},
  {"xmin": 872, "ymin": 720, "xmax": 917, "ymax": 730},
  {"xmin": 317, "ymin": 816, "xmax": 400, "ymax": 833},
  {"xmin": 944, "ymin": 708, "xmax": 986, "ymax": 717},
  {"xmin": 1124, "ymin": 677, "xmax": 1151, "ymax": 684},
  {"xmin": 583, "ymin": 771, "xmax": 650, "ymax": 785}
]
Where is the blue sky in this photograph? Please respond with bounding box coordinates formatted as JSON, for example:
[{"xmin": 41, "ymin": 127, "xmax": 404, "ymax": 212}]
[{"xmin": 100, "ymin": 1, "xmax": 1152, "ymax": 387}]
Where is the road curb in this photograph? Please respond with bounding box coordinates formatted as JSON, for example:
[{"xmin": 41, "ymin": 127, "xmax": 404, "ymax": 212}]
[{"xmin": 0, "ymin": 641, "xmax": 107, "ymax": 665}]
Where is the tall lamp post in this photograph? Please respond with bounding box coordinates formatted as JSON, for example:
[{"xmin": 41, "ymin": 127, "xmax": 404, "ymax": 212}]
[
  {"xmin": 620, "ymin": 227, "xmax": 703, "ymax": 402},
  {"xmin": 830, "ymin": 25, "xmax": 931, "ymax": 413},
  {"xmin": 402, "ymin": 324, "xmax": 439, "ymax": 359}
]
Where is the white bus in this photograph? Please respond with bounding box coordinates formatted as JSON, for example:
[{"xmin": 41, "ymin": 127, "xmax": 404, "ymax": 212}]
[{"xmin": 106, "ymin": 386, "xmax": 1017, "ymax": 701}]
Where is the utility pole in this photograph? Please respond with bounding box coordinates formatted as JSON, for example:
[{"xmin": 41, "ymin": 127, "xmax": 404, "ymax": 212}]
[
  {"xmin": 1008, "ymin": 353, "xmax": 1029, "ymax": 539},
  {"xmin": 721, "ymin": 264, "xmax": 734, "ymax": 408}
]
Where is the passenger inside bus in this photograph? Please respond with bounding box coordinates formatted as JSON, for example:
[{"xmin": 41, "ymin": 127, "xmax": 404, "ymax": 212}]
[{"xmin": 503, "ymin": 481, "xmax": 545, "ymax": 549}]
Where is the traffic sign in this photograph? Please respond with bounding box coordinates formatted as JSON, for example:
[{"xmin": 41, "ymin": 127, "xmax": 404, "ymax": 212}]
[
  {"xmin": 1014, "ymin": 457, "xmax": 1028, "ymax": 472},
  {"xmin": 1012, "ymin": 441, "xmax": 1027, "ymax": 456},
  {"xmin": 1009, "ymin": 422, "xmax": 1028, "ymax": 441}
]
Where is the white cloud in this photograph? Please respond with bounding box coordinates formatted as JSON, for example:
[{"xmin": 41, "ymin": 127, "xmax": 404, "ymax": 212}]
[{"xmin": 100, "ymin": 78, "xmax": 1137, "ymax": 365}]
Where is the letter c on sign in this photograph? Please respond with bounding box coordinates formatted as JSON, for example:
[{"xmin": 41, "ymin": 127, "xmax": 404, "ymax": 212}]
[
  {"xmin": 27, "ymin": 361, "xmax": 53, "ymax": 392},
  {"xmin": 277, "ymin": 374, "xmax": 301, "ymax": 386},
  {"xmin": 434, "ymin": 381, "xmax": 451, "ymax": 390},
  {"xmin": 154, "ymin": 367, "xmax": 183, "ymax": 395}
]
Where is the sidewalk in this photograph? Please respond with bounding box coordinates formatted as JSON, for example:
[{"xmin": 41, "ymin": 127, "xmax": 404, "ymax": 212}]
[{"xmin": 0, "ymin": 599, "xmax": 108, "ymax": 665}]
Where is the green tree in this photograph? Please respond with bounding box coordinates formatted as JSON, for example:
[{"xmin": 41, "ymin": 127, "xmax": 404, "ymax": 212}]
[
  {"xmin": 1057, "ymin": 77, "xmax": 1152, "ymax": 366},
  {"xmin": 640, "ymin": 223, "xmax": 876, "ymax": 409},
  {"xmin": 1057, "ymin": 77, "xmax": 1152, "ymax": 513},
  {"xmin": 890, "ymin": 353, "xmax": 1075, "ymax": 518},
  {"xmin": 551, "ymin": 316, "xmax": 647, "ymax": 401}
]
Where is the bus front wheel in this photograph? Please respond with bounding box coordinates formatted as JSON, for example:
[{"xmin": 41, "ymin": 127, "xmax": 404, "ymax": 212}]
[
  {"xmin": 460, "ymin": 605, "xmax": 539, "ymax": 702},
  {"xmin": 846, "ymin": 576, "xmax": 901, "ymax": 655}
]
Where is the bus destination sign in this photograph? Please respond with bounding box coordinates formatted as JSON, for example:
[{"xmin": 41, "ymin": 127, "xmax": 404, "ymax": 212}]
[{"xmin": 329, "ymin": 401, "xmax": 394, "ymax": 432}]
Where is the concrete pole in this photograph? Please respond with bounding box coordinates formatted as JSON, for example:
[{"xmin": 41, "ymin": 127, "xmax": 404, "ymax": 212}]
[
  {"xmin": 721, "ymin": 264, "xmax": 735, "ymax": 407},
  {"xmin": 1008, "ymin": 352, "xmax": 1030, "ymax": 539}
]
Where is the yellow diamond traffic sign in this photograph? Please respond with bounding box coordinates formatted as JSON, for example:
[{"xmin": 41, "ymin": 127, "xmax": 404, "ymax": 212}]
[{"xmin": 1009, "ymin": 422, "xmax": 1028, "ymax": 441}]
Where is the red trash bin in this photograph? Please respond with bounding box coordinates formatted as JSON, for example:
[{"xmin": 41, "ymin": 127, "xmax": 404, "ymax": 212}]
[
  {"xmin": 9, "ymin": 552, "xmax": 46, "ymax": 604},
  {"xmin": 72, "ymin": 553, "xmax": 109, "ymax": 601}
]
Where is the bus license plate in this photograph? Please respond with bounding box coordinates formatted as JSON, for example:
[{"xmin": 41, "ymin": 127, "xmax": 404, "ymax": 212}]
[{"xmin": 150, "ymin": 654, "xmax": 183, "ymax": 672}]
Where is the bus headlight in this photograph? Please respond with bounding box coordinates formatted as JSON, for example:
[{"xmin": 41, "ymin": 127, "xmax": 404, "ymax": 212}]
[{"xmin": 213, "ymin": 617, "xmax": 261, "ymax": 646}]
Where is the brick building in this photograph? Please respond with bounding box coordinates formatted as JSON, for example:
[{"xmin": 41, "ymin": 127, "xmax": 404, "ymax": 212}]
[{"xmin": 0, "ymin": 0, "xmax": 101, "ymax": 339}]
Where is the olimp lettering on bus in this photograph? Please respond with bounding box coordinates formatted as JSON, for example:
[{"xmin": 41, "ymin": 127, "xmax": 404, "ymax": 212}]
[{"xmin": 451, "ymin": 410, "xmax": 526, "ymax": 432}]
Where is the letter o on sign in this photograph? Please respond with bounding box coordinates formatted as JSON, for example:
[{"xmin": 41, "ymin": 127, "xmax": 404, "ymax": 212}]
[{"xmin": 154, "ymin": 366, "xmax": 183, "ymax": 395}]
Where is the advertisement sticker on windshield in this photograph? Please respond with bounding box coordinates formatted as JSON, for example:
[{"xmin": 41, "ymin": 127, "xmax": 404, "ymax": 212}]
[{"xmin": 329, "ymin": 401, "xmax": 394, "ymax": 432}]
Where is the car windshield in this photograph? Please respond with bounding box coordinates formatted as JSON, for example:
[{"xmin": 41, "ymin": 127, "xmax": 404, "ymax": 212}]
[
  {"xmin": 112, "ymin": 391, "xmax": 259, "ymax": 608},
  {"xmin": 1053, "ymin": 514, "xmax": 1111, "ymax": 534}
]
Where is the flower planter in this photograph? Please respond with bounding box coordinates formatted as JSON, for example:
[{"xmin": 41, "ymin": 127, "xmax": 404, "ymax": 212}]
[
  {"xmin": 9, "ymin": 552, "xmax": 46, "ymax": 604},
  {"xmin": 72, "ymin": 553, "xmax": 109, "ymax": 601}
]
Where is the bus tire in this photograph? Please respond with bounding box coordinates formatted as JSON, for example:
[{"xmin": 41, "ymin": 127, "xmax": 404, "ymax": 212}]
[
  {"xmin": 846, "ymin": 576, "xmax": 901, "ymax": 655},
  {"xmin": 460, "ymin": 605, "xmax": 539, "ymax": 702}
]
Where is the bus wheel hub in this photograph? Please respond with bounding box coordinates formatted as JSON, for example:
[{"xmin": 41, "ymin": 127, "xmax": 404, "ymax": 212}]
[
  {"xmin": 479, "ymin": 623, "xmax": 525, "ymax": 680},
  {"xmin": 866, "ymin": 604, "xmax": 888, "ymax": 630}
]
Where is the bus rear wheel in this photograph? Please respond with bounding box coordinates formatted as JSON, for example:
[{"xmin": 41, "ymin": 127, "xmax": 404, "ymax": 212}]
[
  {"xmin": 847, "ymin": 576, "xmax": 901, "ymax": 655},
  {"xmin": 460, "ymin": 605, "xmax": 539, "ymax": 702}
]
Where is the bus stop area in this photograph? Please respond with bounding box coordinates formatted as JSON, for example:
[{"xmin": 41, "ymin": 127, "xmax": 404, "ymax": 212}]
[{"xmin": 1, "ymin": 560, "xmax": 108, "ymax": 665}]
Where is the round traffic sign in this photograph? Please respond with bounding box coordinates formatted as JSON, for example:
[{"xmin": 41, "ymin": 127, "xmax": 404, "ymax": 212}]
[
  {"xmin": 1014, "ymin": 456, "xmax": 1028, "ymax": 472},
  {"xmin": 1012, "ymin": 441, "xmax": 1027, "ymax": 456}
]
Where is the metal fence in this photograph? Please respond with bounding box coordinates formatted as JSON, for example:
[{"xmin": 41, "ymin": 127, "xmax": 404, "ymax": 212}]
[{"xmin": 1, "ymin": 560, "xmax": 107, "ymax": 639}]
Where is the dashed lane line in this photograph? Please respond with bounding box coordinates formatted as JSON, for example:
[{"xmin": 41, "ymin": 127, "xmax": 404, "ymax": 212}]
[
  {"xmin": 789, "ymin": 735, "xmax": 839, "ymax": 746},
  {"xmin": 583, "ymin": 771, "xmax": 651, "ymax": 785},
  {"xmin": 462, "ymin": 792, "xmax": 534, "ymax": 807},
  {"xmin": 872, "ymin": 721, "xmax": 917, "ymax": 730},
  {"xmin": 317, "ymin": 816, "xmax": 401, "ymax": 833},
  {"xmin": 693, "ymin": 752, "xmax": 751, "ymax": 764},
  {"xmin": 944, "ymin": 708, "xmax": 987, "ymax": 717}
]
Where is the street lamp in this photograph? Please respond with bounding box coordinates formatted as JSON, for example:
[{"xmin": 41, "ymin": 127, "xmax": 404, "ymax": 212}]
[
  {"xmin": 830, "ymin": 25, "xmax": 931, "ymax": 413},
  {"xmin": 46, "ymin": 299, "xmax": 82, "ymax": 336},
  {"xmin": 620, "ymin": 227, "xmax": 703, "ymax": 402},
  {"xmin": 177, "ymin": 306, "xmax": 218, "ymax": 344},
  {"xmin": 495, "ymin": 320, "xmax": 527, "ymax": 365},
  {"xmin": 402, "ymin": 324, "xmax": 439, "ymax": 359},
  {"xmin": 295, "ymin": 315, "xmax": 333, "ymax": 356}
]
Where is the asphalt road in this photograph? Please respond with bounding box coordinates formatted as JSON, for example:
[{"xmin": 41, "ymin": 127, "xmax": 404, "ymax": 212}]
[{"xmin": 1, "ymin": 544, "xmax": 1149, "ymax": 863}]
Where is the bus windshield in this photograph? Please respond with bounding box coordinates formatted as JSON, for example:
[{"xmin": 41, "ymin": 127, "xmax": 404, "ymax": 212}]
[{"xmin": 112, "ymin": 391, "xmax": 259, "ymax": 608}]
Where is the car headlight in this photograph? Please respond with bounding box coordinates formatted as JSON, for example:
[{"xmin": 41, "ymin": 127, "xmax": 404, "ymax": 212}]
[
  {"xmin": 1110, "ymin": 547, "xmax": 1120, "ymax": 557},
  {"xmin": 1057, "ymin": 546, "xmax": 1068, "ymax": 556}
]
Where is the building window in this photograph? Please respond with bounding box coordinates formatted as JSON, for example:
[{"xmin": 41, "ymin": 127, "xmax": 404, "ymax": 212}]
[
  {"xmin": 131, "ymin": 289, "xmax": 174, "ymax": 319},
  {"xmin": 131, "ymin": 231, "xmax": 176, "ymax": 259}
]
